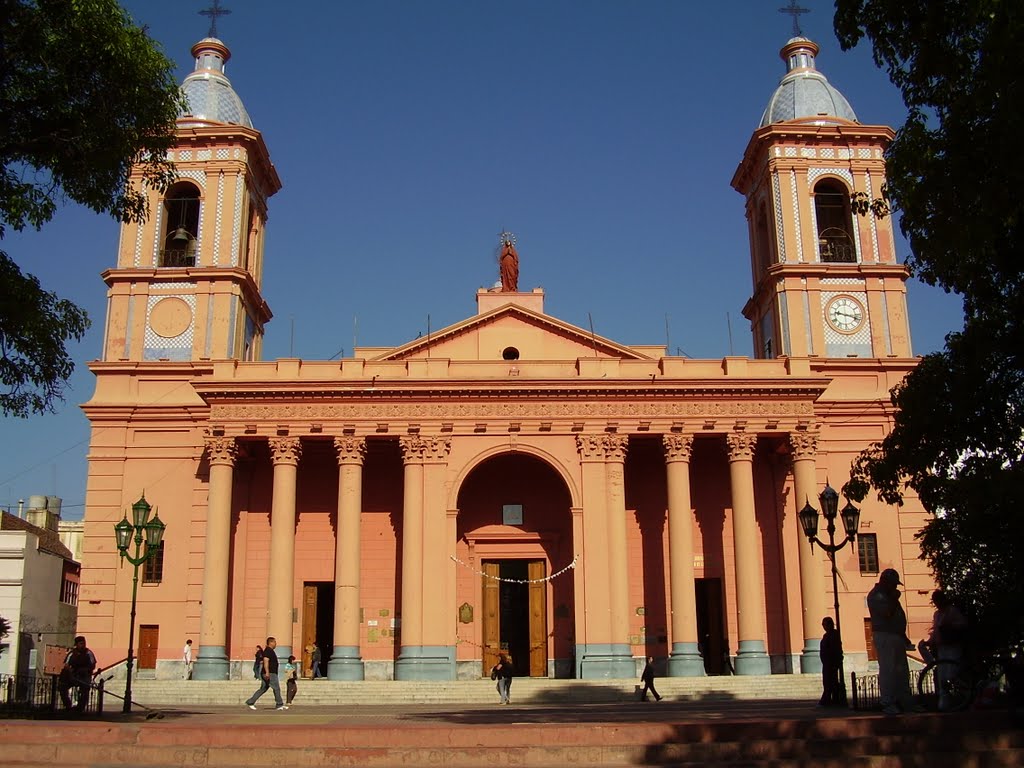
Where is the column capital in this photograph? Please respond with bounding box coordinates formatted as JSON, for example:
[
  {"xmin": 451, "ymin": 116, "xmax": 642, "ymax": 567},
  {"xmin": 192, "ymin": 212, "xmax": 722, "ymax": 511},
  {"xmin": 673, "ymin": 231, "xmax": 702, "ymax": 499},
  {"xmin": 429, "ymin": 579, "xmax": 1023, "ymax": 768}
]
[
  {"xmin": 726, "ymin": 431, "xmax": 758, "ymax": 461},
  {"xmin": 662, "ymin": 433, "xmax": 695, "ymax": 463},
  {"xmin": 604, "ymin": 433, "xmax": 629, "ymax": 463},
  {"xmin": 269, "ymin": 436, "xmax": 302, "ymax": 466},
  {"xmin": 204, "ymin": 435, "xmax": 238, "ymax": 466},
  {"xmin": 576, "ymin": 434, "xmax": 606, "ymax": 461},
  {"xmin": 789, "ymin": 430, "xmax": 818, "ymax": 460},
  {"xmin": 333, "ymin": 436, "xmax": 367, "ymax": 465},
  {"xmin": 399, "ymin": 435, "xmax": 451, "ymax": 463}
]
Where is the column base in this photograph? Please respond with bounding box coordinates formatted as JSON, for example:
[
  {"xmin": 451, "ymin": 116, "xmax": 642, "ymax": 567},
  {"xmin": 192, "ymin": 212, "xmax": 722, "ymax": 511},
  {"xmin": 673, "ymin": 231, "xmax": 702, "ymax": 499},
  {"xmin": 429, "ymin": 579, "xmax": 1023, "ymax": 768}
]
[
  {"xmin": 800, "ymin": 638, "xmax": 823, "ymax": 674},
  {"xmin": 734, "ymin": 640, "xmax": 772, "ymax": 676},
  {"xmin": 667, "ymin": 642, "xmax": 706, "ymax": 677},
  {"xmin": 394, "ymin": 646, "xmax": 455, "ymax": 681},
  {"xmin": 275, "ymin": 645, "xmax": 293, "ymax": 663},
  {"xmin": 192, "ymin": 647, "xmax": 229, "ymax": 680},
  {"xmin": 328, "ymin": 646, "xmax": 364, "ymax": 680},
  {"xmin": 576, "ymin": 643, "xmax": 635, "ymax": 679}
]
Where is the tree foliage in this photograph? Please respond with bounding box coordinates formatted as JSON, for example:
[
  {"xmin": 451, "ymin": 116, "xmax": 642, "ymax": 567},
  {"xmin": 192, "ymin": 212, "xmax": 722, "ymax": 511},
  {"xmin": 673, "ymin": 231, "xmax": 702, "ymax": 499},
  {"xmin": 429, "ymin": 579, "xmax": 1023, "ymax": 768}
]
[
  {"xmin": 0, "ymin": 0, "xmax": 185, "ymax": 416},
  {"xmin": 835, "ymin": 0, "xmax": 1024, "ymax": 652}
]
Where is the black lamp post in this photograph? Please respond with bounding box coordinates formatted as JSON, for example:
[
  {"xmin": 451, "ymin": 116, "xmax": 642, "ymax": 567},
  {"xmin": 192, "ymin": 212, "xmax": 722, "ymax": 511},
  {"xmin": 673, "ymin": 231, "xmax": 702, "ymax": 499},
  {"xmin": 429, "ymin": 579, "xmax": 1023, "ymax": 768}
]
[
  {"xmin": 798, "ymin": 482, "xmax": 860, "ymax": 707},
  {"xmin": 114, "ymin": 494, "xmax": 165, "ymax": 714}
]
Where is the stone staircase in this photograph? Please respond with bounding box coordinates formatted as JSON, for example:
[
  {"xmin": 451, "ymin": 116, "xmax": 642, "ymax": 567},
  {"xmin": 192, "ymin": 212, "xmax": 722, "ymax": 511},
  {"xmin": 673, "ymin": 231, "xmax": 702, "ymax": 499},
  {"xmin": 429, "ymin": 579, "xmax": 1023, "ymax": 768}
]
[
  {"xmin": 124, "ymin": 673, "xmax": 824, "ymax": 707},
  {"xmin": 3, "ymin": 709, "xmax": 1022, "ymax": 767}
]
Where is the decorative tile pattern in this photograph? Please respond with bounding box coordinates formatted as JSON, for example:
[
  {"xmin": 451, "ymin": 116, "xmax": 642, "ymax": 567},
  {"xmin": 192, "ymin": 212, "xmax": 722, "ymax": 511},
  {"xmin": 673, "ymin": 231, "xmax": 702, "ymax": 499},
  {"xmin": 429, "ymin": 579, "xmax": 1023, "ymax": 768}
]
[
  {"xmin": 217, "ymin": 148, "xmax": 230, "ymax": 160},
  {"xmin": 821, "ymin": 289, "xmax": 871, "ymax": 347},
  {"xmin": 198, "ymin": 150, "xmax": 212, "ymax": 161},
  {"xmin": 177, "ymin": 169, "xmax": 207, "ymax": 190},
  {"xmin": 784, "ymin": 146, "xmax": 797, "ymax": 157},
  {"xmin": 231, "ymin": 175, "xmax": 244, "ymax": 266},
  {"xmin": 865, "ymin": 171, "xmax": 879, "ymax": 262},
  {"xmin": 858, "ymin": 148, "xmax": 872, "ymax": 159},
  {"xmin": 819, "ymin": 148, "xmax": 835, "ymax": 158},
  {"xmin": 772, "ymin": 173, "xmax": 786, "ymax": 262},
  {"xmin": 178, "ymin": 150, "xmax": 192, "ymax": 161},
  {"xmin": 820, "ymin": 277, "xmax": 866, "ymax": 286},
  {"xmin": 838, "ymin": 148, "xmax": 851, "ymax": 159},
  {"xmin": 790, "ymin": 170, "xmax": 803, "ymax": 262},
  {"xmin": 214, "ymin": 172, "xmax": 225, "ymax": 265},
  {"xmin": 800, "ymin": 148, "xmax": 816, "ymax": 158},
  {"xmin": 144, "ymin": 293, "xmax": 196, "ymax": 361}
]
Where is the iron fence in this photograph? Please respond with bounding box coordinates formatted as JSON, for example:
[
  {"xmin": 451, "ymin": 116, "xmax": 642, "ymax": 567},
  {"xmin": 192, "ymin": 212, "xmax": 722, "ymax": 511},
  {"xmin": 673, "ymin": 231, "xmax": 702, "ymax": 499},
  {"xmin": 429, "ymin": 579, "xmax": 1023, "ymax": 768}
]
[
  {"xmin": 0, "ymin": 673, "xmax": 104, "ymax": 715},
  {"xmin": 851, "ymin": 669, "xmax": 926, "ymax": 711}
]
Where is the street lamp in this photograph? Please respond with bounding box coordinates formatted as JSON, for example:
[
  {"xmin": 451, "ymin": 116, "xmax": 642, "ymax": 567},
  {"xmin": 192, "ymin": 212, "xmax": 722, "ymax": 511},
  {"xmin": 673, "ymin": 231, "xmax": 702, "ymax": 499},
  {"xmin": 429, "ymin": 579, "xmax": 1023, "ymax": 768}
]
[
  {"xmin": 114, "ymin": 494, "xmax": 165, "ymax": 714},
  {"xmin": 798, "ymin": 482, "xmax": 860, "ymax": 707}
]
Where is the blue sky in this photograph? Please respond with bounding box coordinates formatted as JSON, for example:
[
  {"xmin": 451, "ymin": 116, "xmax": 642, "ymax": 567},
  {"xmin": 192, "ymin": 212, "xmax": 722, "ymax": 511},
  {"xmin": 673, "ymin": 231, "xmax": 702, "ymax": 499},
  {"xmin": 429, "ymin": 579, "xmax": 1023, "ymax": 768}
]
[{"xmin": 1, "ymin": 0, "xmax": 963, "ymax": 519}]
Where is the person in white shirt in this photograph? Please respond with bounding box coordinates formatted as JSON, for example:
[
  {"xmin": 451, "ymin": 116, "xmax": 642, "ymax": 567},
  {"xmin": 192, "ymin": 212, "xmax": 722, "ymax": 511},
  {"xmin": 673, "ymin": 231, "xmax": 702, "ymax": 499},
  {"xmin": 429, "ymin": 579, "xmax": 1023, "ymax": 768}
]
[{"xmin": 182, "ymin": 639, "xmax": 193, "ymax": 680}]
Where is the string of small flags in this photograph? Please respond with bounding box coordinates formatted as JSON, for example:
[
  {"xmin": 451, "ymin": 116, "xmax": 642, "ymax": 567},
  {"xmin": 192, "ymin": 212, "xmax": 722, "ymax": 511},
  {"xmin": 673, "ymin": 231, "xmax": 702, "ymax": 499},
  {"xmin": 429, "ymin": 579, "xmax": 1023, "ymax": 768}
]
[{"xmin": 450, "ymin": 554, "xmax": 578, "ymax": 584}]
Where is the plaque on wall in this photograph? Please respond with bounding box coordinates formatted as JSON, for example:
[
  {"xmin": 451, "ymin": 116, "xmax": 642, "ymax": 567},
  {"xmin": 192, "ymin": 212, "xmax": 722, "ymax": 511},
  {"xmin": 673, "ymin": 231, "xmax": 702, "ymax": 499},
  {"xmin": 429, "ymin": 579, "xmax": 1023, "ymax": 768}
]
[{"xmin": 502, "ymin": 504, "xmax": 523, "ymax": 525}]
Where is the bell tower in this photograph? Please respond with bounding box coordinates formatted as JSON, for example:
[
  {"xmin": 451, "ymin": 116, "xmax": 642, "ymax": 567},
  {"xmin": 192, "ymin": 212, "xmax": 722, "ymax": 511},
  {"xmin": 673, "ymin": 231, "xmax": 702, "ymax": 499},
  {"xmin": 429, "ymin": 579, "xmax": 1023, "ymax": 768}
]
[
  {"xmin": 100, "ymin": 36, "xmax": 281, "ymax": 363},
  {"xmin": 732, "ymin": 37, "xmax": 912, "ymax": 360}
]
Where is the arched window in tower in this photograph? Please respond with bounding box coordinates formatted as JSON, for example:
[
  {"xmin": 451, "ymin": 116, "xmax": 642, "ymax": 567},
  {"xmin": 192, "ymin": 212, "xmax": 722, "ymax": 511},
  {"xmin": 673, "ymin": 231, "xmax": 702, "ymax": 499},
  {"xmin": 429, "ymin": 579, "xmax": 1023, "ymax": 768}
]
[
  {"xmin": 813, "ymin": 179, "xmax": 856, "ymax": 263},
  {"xmin": 161, "ymin": 182, "xmax": 201, "ymax": 267}
]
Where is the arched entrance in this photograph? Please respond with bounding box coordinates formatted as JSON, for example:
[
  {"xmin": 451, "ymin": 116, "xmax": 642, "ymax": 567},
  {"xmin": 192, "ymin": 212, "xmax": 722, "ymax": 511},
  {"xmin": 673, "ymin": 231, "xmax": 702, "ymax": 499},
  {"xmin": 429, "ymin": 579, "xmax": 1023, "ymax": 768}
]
[{"xmin": 454, "ymin": 452, "xmax": 575, "ymax": 678}]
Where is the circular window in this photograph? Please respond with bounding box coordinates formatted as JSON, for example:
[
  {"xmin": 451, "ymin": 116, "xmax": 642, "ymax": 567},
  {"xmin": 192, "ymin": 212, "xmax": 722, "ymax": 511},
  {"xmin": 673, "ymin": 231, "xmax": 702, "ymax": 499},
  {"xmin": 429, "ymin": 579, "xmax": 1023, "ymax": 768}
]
[{"xmin": 502, "ymin": 347, "xmax": 520, "ymax": 361}]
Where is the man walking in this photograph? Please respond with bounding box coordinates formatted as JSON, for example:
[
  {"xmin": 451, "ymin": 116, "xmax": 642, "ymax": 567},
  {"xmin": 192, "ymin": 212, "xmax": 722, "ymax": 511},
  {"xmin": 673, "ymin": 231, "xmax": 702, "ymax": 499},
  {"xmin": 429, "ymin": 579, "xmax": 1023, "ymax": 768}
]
[
  {"xmin": 639, "ymin": 656, "xmax": 662, "ymax": 702},
  {"xmin": 867, "ymin": 569, "xmax": 916, "ymax": 715},
  {"xmin": 245, "ymin": 637, "xmax": 287, "ymax": 711}
]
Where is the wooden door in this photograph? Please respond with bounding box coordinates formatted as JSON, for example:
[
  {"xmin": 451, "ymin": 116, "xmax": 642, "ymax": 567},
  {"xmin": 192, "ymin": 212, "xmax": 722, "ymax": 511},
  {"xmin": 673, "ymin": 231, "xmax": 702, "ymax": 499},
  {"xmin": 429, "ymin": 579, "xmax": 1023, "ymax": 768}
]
[
  {"xmin": 528, "ymin": 560, "xmax": 547, "ymax": 677},
  {"xmin": 138, "ymin": 625, "xmax": 159, "ymax": 669},
  {"xmin": 302, "ymin": 584, "xmax": 318, "ymax": 678},
  {"xmin": 481, "ymin": 562, "xmax": 501, "ymax": 675}
]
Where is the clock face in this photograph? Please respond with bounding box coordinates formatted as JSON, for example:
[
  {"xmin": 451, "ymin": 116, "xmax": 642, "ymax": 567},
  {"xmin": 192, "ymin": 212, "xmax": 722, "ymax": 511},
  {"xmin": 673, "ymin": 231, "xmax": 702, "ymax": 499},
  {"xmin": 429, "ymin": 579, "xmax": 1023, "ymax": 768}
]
[{"xmin": 826, "ymin": 296, "xmax": 865, "ymax": 333}]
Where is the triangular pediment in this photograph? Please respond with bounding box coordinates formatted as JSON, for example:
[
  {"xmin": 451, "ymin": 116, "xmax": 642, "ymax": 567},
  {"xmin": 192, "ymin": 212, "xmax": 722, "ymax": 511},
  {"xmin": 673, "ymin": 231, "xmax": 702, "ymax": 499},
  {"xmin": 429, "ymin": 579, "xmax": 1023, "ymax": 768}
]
[{"xmin": 369, "ymin": 303, "xmax": 653, "ymax": 362}]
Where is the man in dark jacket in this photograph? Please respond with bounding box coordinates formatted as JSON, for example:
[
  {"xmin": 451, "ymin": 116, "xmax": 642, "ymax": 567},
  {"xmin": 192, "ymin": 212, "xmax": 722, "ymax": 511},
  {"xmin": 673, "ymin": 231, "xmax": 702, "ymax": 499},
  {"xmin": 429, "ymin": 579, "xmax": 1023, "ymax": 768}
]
[
  {"xmin": 60, "ymin": 636, "xmax": 96, "ymax": 712},
  {"xmin": 639, "ymin": 656, "xmax": 662, "ymax": 702}
]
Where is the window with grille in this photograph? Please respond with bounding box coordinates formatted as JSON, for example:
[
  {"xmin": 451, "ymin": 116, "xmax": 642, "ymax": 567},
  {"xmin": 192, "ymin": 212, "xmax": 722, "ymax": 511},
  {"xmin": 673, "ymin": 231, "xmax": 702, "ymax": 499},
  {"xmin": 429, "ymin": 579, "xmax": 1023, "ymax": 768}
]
[
  {"xmin": 143, "ymin": 545, "xmax": 164, "ymax": 584},
  {"xmin": 857, "ymin": 533, "xmax": 879, "ymax": 574}
]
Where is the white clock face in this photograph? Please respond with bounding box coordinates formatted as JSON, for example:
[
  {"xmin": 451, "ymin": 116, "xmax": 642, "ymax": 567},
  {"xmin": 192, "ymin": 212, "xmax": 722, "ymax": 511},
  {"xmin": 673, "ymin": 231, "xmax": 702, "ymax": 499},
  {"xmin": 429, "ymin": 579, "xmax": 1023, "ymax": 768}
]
[{"xmin": 826, "ymin": 297, "xmax": 865, "ymax": 333}]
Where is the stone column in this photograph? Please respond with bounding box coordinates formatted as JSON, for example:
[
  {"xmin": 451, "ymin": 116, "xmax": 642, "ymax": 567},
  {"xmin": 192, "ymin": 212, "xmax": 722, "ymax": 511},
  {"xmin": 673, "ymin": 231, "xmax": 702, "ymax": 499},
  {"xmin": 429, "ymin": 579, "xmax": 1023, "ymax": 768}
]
[
  {"xmin": 418, "ymin": 436, "xmax": 456, "ymax": 679},
  {"xmin": 663, "ymin": 434, "xmax": 704, "ymax": 676},
  {"xmin": 194, "ymin": 435, "xmax": 236, "ymax": 680},
  {"xmin": 726, "ymin": 430, "xmax": 771, "ymax": 675},
  {"xmin": 574, "ymin": 434, "xmax": 634, "ymax": 679},
  {"xmin": 267, "ymin": 436, "xmax": 301, "ymax": 660},
  {"xmin": 329, "ymin": 436, "xmax": 366, "ymax": 680},
  {"xmin": 395, "ymin": 436, "xmax": 424, "ymax": 679},
  {"xmin": 604, "ymin": 434, "xmax": 631, "ymax": 652},
  {"xmin": 790, "ymin": 430, "xmax": 826, "ymax": 673}
]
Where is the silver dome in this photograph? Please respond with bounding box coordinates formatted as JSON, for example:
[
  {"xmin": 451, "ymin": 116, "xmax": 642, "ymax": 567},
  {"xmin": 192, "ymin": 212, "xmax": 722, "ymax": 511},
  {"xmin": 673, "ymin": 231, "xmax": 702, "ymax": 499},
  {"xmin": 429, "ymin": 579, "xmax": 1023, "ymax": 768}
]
[
  {"xmin": 759, "ymin": 37, "xmax": 857, "ymax": 127},
  {"xmin": 179, "ymin": 38, "xmax": 253, "ymax": 129}
]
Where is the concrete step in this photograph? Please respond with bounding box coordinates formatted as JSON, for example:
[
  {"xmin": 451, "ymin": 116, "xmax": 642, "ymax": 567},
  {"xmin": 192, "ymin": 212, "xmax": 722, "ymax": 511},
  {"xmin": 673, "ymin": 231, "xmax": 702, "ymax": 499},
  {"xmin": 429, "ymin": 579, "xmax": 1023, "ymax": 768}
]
[
  {"xmin": 2, "ymin": 710, "xmax": 1021, "ymax": 767},
  {"xmin": 123, "ymin": 674, "xmax": 825, "ymax": 707}
]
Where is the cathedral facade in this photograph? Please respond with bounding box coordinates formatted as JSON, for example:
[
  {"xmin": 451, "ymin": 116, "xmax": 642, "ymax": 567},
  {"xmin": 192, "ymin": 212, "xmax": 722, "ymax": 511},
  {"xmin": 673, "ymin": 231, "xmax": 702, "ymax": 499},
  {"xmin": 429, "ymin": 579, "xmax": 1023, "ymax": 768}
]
[{"xmin": 77, "ymin": 34, "xmax": 932, "ymax": 681}]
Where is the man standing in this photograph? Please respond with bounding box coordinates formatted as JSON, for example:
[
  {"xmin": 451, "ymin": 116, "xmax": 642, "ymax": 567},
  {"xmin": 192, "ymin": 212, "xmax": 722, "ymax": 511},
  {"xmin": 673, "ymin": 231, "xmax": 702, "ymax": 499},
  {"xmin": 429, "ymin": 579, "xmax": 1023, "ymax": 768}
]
[
  {"xmin": 59, "ymin": 636, "xmax": 96, "ymax": 712},
  {"xmin": 928, "ymin": 590, "xmax": 969, "ymax": 711},
  {"xmin": 182, "ymin": 639, "xmax": 193, "ymax": 680},
  {"xmin": 818, "ymin": 617, "xmax": 843, "ymax": 707},
  {"xmin": 245, "ymin": 637, "xmax": 287, "ymax": 711},
  {"xmin": 311, "ymin": 642, "xmax": 322, "ymax": 679},
  {"xmin": 867, "ymin": 569, "xmax": 916, "ymax": 715}
]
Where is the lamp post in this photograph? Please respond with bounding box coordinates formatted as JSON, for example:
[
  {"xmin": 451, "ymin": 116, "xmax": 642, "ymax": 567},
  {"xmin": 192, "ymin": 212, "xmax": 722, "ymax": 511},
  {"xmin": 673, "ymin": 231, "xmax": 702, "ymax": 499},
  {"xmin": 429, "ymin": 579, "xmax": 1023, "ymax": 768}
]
[
  {"xmin": 798, "ymin": 482, "xmax": 860, "ymax": 707},
  {"xmin": 114, "ymin": 494, "xmax": 166, "ymax": 714}
]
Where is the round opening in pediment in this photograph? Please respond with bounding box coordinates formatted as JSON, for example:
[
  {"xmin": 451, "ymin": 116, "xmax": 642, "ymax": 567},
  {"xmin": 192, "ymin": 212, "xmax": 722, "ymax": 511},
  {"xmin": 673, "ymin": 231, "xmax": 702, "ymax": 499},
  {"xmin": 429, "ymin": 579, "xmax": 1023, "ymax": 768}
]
[{"xmin": 501, "ymin": 346, "xmax": 520, "ymax": 361}]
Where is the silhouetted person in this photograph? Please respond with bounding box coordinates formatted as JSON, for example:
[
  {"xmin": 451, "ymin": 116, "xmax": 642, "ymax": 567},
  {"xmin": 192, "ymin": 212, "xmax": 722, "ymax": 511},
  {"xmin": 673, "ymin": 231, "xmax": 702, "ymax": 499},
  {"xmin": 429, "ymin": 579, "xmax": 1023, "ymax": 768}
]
[
  {"xmin": 639, "ymin": 656, "xmax": 662, "ymax": 702},
  {"xmin": 868, "ymin": 568, "xmax": 916, "ymax": 715},
  {"xmin": 818, "ymin": 617, "xmax": 843, "ymax": 707},
  {"xmin": 59, "ymin": 636, "xmax": 96, "ymax": 712}
]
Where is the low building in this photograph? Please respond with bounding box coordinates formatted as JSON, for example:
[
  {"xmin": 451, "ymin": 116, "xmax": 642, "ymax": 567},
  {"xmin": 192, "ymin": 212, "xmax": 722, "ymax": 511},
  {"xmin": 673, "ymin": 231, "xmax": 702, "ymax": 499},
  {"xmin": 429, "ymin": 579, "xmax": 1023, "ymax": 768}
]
[{"xmin": 0, "ymin": 497, "xmax": 80, "ymax": 677}]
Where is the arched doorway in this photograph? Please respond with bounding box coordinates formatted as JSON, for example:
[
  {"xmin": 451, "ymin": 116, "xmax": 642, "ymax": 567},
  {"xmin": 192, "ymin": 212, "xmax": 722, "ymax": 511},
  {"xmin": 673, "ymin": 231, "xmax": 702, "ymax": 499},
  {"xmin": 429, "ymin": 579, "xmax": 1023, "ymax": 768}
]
[{"xmin": 454, "ymin": 452, "xmax": 575, "ymax": 678}]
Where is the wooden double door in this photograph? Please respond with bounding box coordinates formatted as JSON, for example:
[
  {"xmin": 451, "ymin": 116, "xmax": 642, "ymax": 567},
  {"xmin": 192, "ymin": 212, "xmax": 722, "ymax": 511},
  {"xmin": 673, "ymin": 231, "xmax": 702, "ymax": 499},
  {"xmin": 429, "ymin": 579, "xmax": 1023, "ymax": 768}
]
[{"xmin": 481, "ymin": 559, "xmax": 547, "ymax": 677}]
